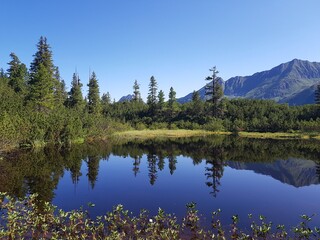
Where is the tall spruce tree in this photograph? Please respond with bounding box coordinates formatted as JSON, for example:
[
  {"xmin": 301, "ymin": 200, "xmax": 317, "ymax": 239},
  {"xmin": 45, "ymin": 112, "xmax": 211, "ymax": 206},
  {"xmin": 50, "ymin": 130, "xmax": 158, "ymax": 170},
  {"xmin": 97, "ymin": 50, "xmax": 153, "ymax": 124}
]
[
  {"xmin": 191, "ymin": 90, "xmax": 204, "ymax": 120},
  {"xmin": 168, "ymin": 87, "xmax": 176, "ymax": 109},
  {"xmin": 205, "ymin": 66, "xmax": 224, "ymax": 117},
  {"xmin": 53, "ymin": 66, "xmax": 67, "ymax": 107},
  {"xmin": 168, "ymin": 87, "xmax": 177, "ymax": 121},
  {"xmin": 7, "ymin": 53, "xmax": 28, "ymax": 94},
  {"xmin": 157, "ymin": 90, "xmax": 165, "ymax": 109},
  {"xmin": 101, "ymin": 92, "xmax": 111, "ymax": 116},
  {"xmin": 133, "ymin": 80, "xmax": 141, "ymax": 102},
  {"xmin": 67, "ymin": 72, "xmax": 84, "ymax": 110},
  {"xmin": 87, "ymin": 71, "xmax": 101, "ymax": 114},
  {"xmin": 147, "ymin": 76, "xmax": 158, "ymax": 115},
  {"xmin": 28, "ymin": 36, "xmax": 56, "ymax": 111}
]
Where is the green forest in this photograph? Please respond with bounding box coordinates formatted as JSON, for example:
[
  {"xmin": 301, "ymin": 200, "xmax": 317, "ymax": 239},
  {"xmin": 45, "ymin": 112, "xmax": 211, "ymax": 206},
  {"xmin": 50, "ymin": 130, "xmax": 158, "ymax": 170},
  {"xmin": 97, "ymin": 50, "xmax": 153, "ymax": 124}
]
[{"xmin": 1, "ymin": 37, "xmax": 320, "ymax": 151}]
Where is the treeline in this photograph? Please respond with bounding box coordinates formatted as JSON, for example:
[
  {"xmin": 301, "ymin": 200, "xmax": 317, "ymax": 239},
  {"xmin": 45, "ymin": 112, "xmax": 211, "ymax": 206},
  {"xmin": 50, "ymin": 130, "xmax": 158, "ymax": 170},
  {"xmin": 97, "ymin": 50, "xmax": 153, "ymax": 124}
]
[
  {"xmin": 0, "ymin": 37, "xmax": 131, "ymax": 150},
  {"xmin": 0, "ymin": 37, "xmax": 320, "ymax": 150}
]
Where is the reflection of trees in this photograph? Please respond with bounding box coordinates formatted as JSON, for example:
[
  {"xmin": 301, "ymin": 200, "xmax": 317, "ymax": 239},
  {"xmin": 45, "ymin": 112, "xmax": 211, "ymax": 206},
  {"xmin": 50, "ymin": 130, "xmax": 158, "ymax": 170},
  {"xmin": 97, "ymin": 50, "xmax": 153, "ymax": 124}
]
[
  {"xmin": 70, "ymin": 159, "xmax": 82, "ymax": 185},
  {"xmin": 205, "ymin": 148, "xmax": 225, "ymax": 197},
  {"xmin": 168, "ymin": 155, "xmax": 177, "ymax": 175},
  {"xmin": 147, "ymin": 153, "xmax": 158, "ymax": 185},
  {"xmin": 86, "ymin": 156, "xmax": 100, "ymax": 189},
  {"xmin": 2, "ymin": 135, "xmax": 320, "ymax": 204},
  {"xmin": 316, "ymin": 161, "xmax": 320, "ymax": 182},
  {"xmin": 158, "ymin": 153, "xmax": 165, "ymax": 171},
  {"xmin": 132, "ymin": 156, "xmax": 141, "ymax": 177}
]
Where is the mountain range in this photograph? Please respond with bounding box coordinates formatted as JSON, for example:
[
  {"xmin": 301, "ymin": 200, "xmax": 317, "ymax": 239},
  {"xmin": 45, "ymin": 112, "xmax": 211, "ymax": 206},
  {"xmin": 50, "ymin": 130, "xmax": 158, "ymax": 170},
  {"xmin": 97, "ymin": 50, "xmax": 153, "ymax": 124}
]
[{"xmin": 178, "ymin": 59, "xmax": 320, "ymax": 105}]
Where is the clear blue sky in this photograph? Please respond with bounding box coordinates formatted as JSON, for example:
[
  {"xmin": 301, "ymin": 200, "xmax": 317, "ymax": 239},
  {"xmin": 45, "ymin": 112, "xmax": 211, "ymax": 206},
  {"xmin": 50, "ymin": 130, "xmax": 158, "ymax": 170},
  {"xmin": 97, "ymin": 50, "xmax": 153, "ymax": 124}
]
[{"xmin": 1, "ymin": 0, "xmax": 320, "ymax": 101}]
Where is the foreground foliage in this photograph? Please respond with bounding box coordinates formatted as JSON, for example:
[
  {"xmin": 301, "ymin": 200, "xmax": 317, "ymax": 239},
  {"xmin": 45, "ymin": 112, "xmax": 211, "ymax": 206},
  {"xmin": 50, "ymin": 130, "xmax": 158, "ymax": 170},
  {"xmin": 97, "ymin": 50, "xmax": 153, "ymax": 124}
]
[{"xmin": 0, "ymin": 194, "xmax": 319, "ymax": 239}]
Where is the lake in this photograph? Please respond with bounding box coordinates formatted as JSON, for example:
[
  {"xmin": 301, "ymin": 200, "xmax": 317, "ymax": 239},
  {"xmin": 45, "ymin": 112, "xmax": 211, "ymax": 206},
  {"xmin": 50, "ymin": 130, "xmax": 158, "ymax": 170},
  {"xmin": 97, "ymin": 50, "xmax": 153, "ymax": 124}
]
[{"xmin": 1, "ymin": 136, "xmax": 319, "ymax": 229}]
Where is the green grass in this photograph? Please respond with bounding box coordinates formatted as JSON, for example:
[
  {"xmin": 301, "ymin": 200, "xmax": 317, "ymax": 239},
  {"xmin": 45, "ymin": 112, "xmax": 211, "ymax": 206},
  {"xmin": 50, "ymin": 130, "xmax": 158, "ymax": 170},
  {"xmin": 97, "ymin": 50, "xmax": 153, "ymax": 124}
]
[
  {"xmin": 238, "ymin": 131, "xmax": 320, "ymax": 140},
  {"xmin": 111, "ymin": 129, "xmax": 320, "ymax": 141},
  {"xmin": 111, "ymin": 129, "xmax": 228, "ymax": 140}
]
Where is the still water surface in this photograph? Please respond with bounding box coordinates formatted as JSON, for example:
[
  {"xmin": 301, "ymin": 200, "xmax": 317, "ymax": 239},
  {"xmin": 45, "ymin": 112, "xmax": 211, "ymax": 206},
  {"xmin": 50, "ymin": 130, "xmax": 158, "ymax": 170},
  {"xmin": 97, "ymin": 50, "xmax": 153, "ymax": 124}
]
[{"xmin": 1, "ymin": 136, "xmax": 320, "ymax": 228}]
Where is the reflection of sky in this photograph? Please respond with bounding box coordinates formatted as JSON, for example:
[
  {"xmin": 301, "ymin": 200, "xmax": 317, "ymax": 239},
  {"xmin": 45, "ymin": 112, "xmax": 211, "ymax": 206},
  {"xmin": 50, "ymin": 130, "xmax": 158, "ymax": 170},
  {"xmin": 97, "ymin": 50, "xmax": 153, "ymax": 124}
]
[{"xmin": 53, "ymin": 155, "xmax": 320, "ymax": 229}]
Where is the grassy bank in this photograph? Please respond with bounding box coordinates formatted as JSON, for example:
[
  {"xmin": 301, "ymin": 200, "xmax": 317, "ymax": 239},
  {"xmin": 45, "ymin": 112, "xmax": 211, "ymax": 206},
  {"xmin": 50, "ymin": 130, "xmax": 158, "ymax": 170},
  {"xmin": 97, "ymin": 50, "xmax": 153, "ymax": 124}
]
[
  {"xmin": 111, "ymin": 129, "xmax": 320, "ymax": 141},
  {"xmin": 111, "ymin": 129, "xmax": 229, "ymax": 140},
  {"xmin": 237, "ymin": 131, "xmax": 320, "ymax": 140}
]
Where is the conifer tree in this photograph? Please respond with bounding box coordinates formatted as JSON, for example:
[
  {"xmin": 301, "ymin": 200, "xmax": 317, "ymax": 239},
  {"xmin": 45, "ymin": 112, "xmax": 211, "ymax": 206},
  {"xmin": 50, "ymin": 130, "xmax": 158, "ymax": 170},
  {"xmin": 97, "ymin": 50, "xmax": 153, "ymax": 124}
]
[
  {"xmin": 7, "ymin": 53, "xmax": 28, "ymax": 94},
  {"xmin": 157, "ymin": 90, "xmax": 165, "ymax": 109},
  {"xmin": 205, "ymin": 66, "xmax": 224, "ymax": 117},
  {"xmin": 133, "ymin": 80, "xmax": 141, "ymax": 102},
  {"xmin": 191, "ymin": 90, "xmax": 204, "ymax": 119},
  {"xmin": 53, "ymin": 66, "xmax": 67, "ymax": 107},
  {"xmin": 168, "ymin": 87, "xmax": 177, "ymax": 121},
  {"xmin": 147, "ymin": 76, "xmax": 158, "ymax": 114},
  {"xmin": 28, "ymin": 36, "xmax": 56, "ymax": 111},
  {"xmin": 101, "ymin": 92, "xmax": 111, "ymax": 116},
  {"xmin": 87, "ymin": 71, "xmax": 101, "ymax": 114},
  {"xmin": 168, "ymin": 87, "xmax": 176, "ymax": 109},
  {"xmin": 67, "ymin": 72, "xmax": 84, "ymax": 110}
]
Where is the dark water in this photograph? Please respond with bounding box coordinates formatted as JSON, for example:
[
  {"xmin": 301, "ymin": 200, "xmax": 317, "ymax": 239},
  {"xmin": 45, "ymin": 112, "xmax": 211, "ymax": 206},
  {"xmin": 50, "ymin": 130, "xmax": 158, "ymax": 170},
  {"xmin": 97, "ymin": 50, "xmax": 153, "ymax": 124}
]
[{"xmin": 1, "ymin": 136, "xmax": 320, "ymax": 229}]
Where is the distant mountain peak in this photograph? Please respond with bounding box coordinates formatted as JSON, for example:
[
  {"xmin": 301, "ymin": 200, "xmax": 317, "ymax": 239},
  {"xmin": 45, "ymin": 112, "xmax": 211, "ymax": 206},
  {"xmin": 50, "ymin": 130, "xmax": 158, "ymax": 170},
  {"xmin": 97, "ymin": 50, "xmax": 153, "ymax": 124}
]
[
  {"xmin": 177, "ymin": 59, "xmax": 320, "ymax": 105},
  {"xmin": 118, "ymin": 94, "xmax": 134, "ymax": 102}
]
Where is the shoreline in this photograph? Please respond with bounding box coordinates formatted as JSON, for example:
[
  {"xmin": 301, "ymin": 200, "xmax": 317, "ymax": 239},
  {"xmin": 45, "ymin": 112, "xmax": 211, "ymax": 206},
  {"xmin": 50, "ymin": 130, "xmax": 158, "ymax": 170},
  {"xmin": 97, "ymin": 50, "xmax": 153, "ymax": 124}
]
[
  {"xmin": 1, "ymin": 129, "xmax": 319, "ymax": 153},
  {"xmin": 111, "ymin": 129, "xmax": 320, "ymax": 141}
]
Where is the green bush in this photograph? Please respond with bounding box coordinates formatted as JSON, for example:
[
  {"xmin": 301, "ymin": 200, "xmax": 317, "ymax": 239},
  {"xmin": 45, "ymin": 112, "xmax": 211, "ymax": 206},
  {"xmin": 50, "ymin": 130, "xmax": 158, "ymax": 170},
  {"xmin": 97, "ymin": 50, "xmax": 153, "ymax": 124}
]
[
  {"xmin": 149, "ymin": 122, "xmax": 168, "ymax": 130},
  {"xmin": 0, "ymin": 194, "xmax": 319, "ymax": 239},
  {"xmin": 202, "ymin": 119, "xmax": 224, "ymax": 132}
]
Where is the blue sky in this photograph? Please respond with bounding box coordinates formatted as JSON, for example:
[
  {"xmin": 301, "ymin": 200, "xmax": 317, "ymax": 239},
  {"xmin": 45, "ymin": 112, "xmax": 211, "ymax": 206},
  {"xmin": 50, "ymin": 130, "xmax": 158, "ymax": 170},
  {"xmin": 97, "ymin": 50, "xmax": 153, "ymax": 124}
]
[{"xmin": 1, "ymin": 0, "xmax": 320, "ymax": 101}]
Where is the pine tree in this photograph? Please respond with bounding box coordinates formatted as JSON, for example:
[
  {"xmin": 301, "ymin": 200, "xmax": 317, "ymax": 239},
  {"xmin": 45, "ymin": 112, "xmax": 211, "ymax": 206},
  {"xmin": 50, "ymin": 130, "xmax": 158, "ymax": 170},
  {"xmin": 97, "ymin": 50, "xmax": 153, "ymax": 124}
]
[
  {"xmin": 147, "ymin": 76, "xmax": 158, "ymax": 115},
  {"xmin": 168, "ymin": 87, "xmax": 176, "ymax": 109},
  {"xmin": 30, "ymin": 36, "xmax": 55, "ymax": 75},
  {"xmin": 87, "ymin": 71, "xmax": 101, "ymax": 114},
  {"xmin": 28, "ymin": 63, "xmax": 55, "ymax": 110},
  {"xmin": 205, "ymin": 66, "xmax": 224, "ymax": 117},
  {"xmin": 53, "ymin": 66, "xmax": 67, "ymax": 107},
  {"xmin": 192, "ymin": 90, "xmax": 201, "ymax": 102},
  {"xmin": 101, "ymin": 92, "xmax": 111, "ymax": 116},
  {"xmin": 133, "ymin": 80, "xmax": 141, "ymax": 102},
  {"xmin": 191, "ymin": 90, "xmax": 204, "ymax": 121},
  {"xmin": 67, "ymin": 72, "xmax": 84, "ymax": 110},
  {"xmin": 7, "ymin": 53, "xmax": 28, "ymax": 94},
  {"xmin": 168, "ymin": 87, "xmax": 177, "ymax": 121},
  {"xmin": 28, "ymin": 36, "xmax": 56, "ymax": 111},
  {"xmin": 157, "ymin": 90, "xmax": 165, "ymax": 109}
]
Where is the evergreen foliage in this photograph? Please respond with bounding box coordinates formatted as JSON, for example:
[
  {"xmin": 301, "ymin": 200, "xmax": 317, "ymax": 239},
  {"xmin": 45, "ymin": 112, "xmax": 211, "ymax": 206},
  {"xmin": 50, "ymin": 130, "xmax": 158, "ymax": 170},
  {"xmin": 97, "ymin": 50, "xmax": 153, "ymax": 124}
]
[
  {"xmin": 133, "ymin": 80, "xmax": 141, "ymax": 102},
  {"xmin": 205, "ymin": 66, "xmax": 224, "ymax": 117},
  {"xmin": 7, "ymin": 52, "xmax": 28, "ymax": 94},
  {"xmin": 53, "ymin": 66, "xmax": 67, "ymax": 107},
  {"xmin": 101, "ymin": 92, "xmax": 111, "ymax": 116},
  {"xmin": 157, "ymin": 90, "xmax": 165, "ymax": 109},
  {"xmin": 147, "ymin": 76, "xmax": 158, "ymax": 115},
  {"xmin": 28, "ymin": 36, "xmax": 56, "ymax": 111},
  {"xmin": 27, "ymin": 63, "xmax": 55, "ymax": 111},
  {"xmin": 87, "ymin": 71, "xmax": 101, "ymax": 114},
  {"xmin": 67, "ymin": 72, "xmax": 84, "ymax": 110}
]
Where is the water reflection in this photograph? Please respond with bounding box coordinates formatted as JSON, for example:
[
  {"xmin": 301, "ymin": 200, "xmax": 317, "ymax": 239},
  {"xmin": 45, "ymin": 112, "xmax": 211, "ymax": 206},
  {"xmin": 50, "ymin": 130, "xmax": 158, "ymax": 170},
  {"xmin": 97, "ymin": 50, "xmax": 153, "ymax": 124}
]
[{"xmin": 1, "ymin": 136, "xmax": 320, "ymax": 203}]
